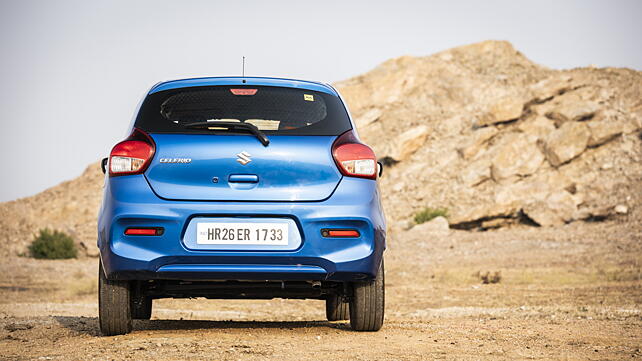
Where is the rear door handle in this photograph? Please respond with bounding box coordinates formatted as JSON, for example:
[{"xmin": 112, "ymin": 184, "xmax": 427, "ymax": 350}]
[{"xmin": 228, "ymin": 174, "xmax": 259, "ymax": 183}]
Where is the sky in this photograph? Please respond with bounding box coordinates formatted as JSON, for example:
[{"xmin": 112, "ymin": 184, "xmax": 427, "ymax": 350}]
[{"xmin": 0, "ymin": 0, "xmax": 641, "ymax": 202}]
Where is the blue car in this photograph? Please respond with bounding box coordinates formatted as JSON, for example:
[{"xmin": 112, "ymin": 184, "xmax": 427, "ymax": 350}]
[{"xmin": 97, "ymin": 77, "xmax": 386, "ymax": 335}]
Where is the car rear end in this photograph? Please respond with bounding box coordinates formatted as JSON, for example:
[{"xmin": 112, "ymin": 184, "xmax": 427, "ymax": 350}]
[{"xmin": 97, "ymin": 77, "xmax": 386, "ymax": 335}]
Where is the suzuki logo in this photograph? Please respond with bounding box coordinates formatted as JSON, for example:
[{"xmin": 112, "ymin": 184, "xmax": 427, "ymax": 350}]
[{"xmin": 236, "ymin": 151, "xmax": 252, "ymax": 165}]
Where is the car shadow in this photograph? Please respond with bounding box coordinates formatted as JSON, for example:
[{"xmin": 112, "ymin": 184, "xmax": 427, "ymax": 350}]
[{"xmin": 54, "ymin": 316, "xmax": 350, "ymax": 336}]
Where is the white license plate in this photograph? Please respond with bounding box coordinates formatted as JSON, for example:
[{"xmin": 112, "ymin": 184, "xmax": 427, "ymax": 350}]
[{"xmin": 196, "ymin": 222, "xmax": 289, "ymax": 245}]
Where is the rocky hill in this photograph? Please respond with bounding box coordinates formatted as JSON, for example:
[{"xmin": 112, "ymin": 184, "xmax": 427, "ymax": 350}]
[
  {"xmin": 1, "ymin": 40, "xmax": 640, "ymax": 256},
  {"xmin": 336, "ymin": 40, "xmax": 641, "ymax": 232},
  {"xmin": 0, "ymin": 163, "xmax": 104, "ymax": 257}
]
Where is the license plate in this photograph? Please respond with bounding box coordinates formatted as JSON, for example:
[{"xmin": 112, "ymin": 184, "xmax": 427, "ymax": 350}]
[{"xmin": 196, "ymin": 222, "xmax": 289, "ymax": 245}]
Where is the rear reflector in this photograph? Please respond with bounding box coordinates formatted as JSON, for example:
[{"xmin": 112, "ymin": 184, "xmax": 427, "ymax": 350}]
[
  {"xmin": 230, "ymin": 88, "xmax": 258, "ymax": 95},
  {"xmin": 321, "ymin": 229, "xmax": 360, "ymax": 238},
  {"xmin": 124, "ymin": 228, "xmax": 163, "ymax": 236}
]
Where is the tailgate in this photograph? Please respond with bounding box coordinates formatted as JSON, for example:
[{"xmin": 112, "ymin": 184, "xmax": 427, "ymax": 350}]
[{"xmin": 145, "ymin": 134, "xmax": 342, "ymax": 202}]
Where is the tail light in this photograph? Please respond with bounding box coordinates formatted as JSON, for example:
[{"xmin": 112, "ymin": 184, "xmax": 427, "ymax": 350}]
[
  {"xmin": 109, "ymin": 128, "xmax": 155, "ymax": 176},
  {"xmin": 331, "ymin": 131, "xmax": 377, "ymax": 180}
]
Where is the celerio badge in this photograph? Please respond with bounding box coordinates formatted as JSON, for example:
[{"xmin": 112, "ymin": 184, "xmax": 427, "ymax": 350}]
[
  {"xmin": 236, "ymin": 151, "xmax": 252, "ymax": 165},
  {"xmin": 159, "ymin": 158, "xmax": 191, "ymax": 163}
]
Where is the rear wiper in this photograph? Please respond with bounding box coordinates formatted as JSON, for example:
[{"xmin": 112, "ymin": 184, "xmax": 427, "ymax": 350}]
[{"xmin": 183, "ymin": 121, "xmax": 270, "ymax": 146}]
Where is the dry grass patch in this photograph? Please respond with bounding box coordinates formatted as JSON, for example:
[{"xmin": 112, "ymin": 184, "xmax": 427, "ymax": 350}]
[{"xmin": 427, "ymin": 265, "xmax": 641, "ymax": 287}]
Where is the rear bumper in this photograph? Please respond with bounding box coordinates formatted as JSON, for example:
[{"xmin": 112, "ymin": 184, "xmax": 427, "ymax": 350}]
[{"xmin": 98, "ymin": 175, "xmax": 386, "ymax": 282}]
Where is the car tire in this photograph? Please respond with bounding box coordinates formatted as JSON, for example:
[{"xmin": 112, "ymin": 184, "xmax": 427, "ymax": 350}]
[
  {"xmin": 131, "ymin": 295, "xmax": 152, "ymax": 320},
  {"xmin": 98, "ymin": 261, "xmax": 132, "ymax": 336},
  {"xmin": 349, "ymin": 259, "xmax": 385, "ymax": 331},
  {"xmin": 326, "ymin": 294, "xmax": 349, "ymax": 321}
]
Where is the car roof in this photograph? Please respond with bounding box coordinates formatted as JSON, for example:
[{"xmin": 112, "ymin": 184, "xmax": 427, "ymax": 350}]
[{"xmin": 148, "ymin": 76, "xmax": 338, "ymax": 96}]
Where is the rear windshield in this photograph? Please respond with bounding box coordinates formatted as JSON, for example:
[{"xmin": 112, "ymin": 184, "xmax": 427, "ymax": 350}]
[{"xmin": 135, "ymin": 85, "xmax": 352, "ymax": 135}]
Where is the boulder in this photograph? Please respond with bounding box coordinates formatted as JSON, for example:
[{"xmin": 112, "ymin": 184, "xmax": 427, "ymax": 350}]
[
  {"xmin": 389, "ymin": 125, "xmax": 429, "ymax": 161},
  {"xmin": 543, "ymin": 121, "xmax": 590, "ymax": 167},
  {"xmin": 457, "ymin": 127, "xmax": 498, "ymax": 160},
  {"xmin": 528, "ymin": 75, "xmax": 572, "ymax": 102},
  {"xmin": 587, "ymin": 118, "xmax": 624, "ymax": 147},
  {"xmin": 494, "ymin": 182, "xmax": 541, "ymax": 207},
  {"xmin": 491, "ymin": 171, "xmax": 577, "ymax": 218},
  {"xmin": 493, "ymin": 177, "xmax": 555, "ymax": 213},
  {"xmin": 523, "ymin": 190, "xmax": 577, "ymax": 227},
  {"xmin": 490, "ymin": 133, "xmax": 544, "ymax": 181},
  {"xmin": 412, "ymin": 216, "xmax": 450, "ymax": 235},
  {"xmin": 477, "ymin": 97, "xmax": 524, "ymax": 126},
  {"xmin": 614, "ymin": 204, "xmax": 628, "ymax": 214},
  {"xmin": 355, "ymin": 108, "xmax": 382, "ymax": 129},
  {"xmin": 517, "ymin": 115, "xmax": 556, "ymax": 140},
  {"xmin": 546, "ymin": 99, "xmax": 600, "ymax": 126},
  {"xmin": 460, "ymin": 158, "xmax": 491, "ymax": 186}
]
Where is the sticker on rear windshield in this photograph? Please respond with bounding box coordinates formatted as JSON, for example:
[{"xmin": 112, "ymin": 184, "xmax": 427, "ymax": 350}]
[{"xmin": 304, "ymin": 94, "xmax": 314, "ymax": 101}]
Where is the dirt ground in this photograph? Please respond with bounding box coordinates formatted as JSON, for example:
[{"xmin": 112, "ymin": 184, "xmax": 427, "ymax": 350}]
[{"xmin": 0, "ymin": 220, "xmax": 640, "ymax": 360}]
